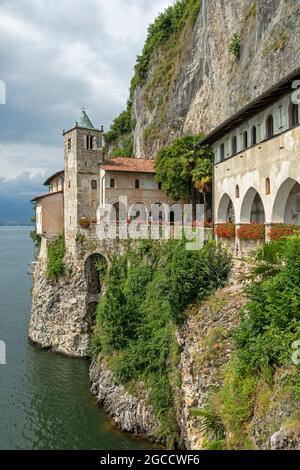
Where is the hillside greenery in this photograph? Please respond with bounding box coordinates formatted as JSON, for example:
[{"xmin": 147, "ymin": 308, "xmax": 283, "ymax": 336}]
[
  {"xmin": 205, "ymin": 236, "xmax": 300, "ymax": 449},
  {"xmin": 46, "ymin": 234, "xmax": 65, "ymax": 280},
  {"xmin": 90, "ymin": 239, "xmax": 232, "ymax": 447}
]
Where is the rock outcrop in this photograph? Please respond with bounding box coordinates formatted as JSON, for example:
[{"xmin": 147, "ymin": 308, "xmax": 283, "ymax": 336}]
[
  {"xmin": 133, "ymin": 0, "xmax": 300, "ymax": 158},
  {"xmin": 29, "ymin": 255, "xmax": 95, "ymax": 357},
  {"xmin": 179, "ymin": 274, "xmax": 245, "ymax": 449},
  {"xmin": 90, "ymin": 358, "xmax": 160, "ymax": 441}
]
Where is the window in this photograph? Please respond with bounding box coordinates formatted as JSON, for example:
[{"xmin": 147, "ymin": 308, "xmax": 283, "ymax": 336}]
[
  {"xmin": 231, "ymin": 136, "xmax": 237, "ymax": 155},
  {"xmin": 251, "ymin": 126, "xmax": 257, "ymax": 145},
  {"xmin": 243, "ymin": 131, "xmax": 248, "ymax": 150},
  {"xmin": 235, "ymin": 185, "xmax": 240, "ymax": 199},
  {"xmin": 86, "ymin": 135, "xmax": 94, "ymax": 150},
  {"xmin": 279, "ymin": 106, "xmax": 283, "ymax": 128},
  {"xmin": 68, "ymin": 181, "xmax": 71, "ymax": 189},
  {"xmin": 266, "ymin": 114, "xmax": 274, "ymax": 139},
  {"xmin": 91, "ymin": 180, "xmax": 97, "ymax": 190},
  {"xmin": 110, "ymin": 178, "xmax": 115, "ymax": 189},
  {"xmin": 289, "ymin": 103, "xmax": 299, "ymax": 127},
  {"xmin": 158, "ymin": 182, "xmax": 162, "ymax": 190},
  {"xmin": 135, "ymin": 179, "xmax": 140, "ymax": 189},
  {"xmin": 265, "ymin": 178, "xmax": 270, "ymax": 196},
  {"xmin": 68, "ymin": 138, "xmax": 72, "ymax": 151},
  {"xmin": 220, "ymin": 143, "xmax": 225, "ymax": 161}
]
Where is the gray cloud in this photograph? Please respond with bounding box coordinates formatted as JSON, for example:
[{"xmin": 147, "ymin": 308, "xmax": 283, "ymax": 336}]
[{"xmin": 0, "ymin": 0, "xmax": 173, "ymax": 185}]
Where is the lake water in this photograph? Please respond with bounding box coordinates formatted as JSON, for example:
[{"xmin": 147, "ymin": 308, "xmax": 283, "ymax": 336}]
[{"xmin": 0, "ymin": 226, "xmax": 150, "ymax": 450}]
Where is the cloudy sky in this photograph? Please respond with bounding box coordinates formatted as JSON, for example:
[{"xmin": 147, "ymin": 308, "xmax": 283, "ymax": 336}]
[{"xmin": 0, "ymin": 0, "xmax": 173, "ymax": 217}]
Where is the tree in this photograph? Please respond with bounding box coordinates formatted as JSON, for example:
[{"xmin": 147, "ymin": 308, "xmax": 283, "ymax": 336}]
[{"xmin": 155, "ymin": 135, "xmax": 213, "ymax": 221}]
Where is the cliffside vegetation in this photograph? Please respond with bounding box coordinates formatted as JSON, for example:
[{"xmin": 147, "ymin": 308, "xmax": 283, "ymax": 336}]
[
  {"xmin": 90, "ymin": 239, "xmax": 231, "ymax": 447},
  {"xmin": 104, "ymin": 0, "xmax": 201, "ymax": 156},
  {"xmin": 203, "ymin": 237, "xmax": 300, "ymax": 449},
  {"xmin": 46, "ymin": 234, "xmax": 65, "ymax": 280}
]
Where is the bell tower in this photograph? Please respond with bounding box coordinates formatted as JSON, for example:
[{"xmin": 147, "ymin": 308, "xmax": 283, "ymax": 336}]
[{"xmin": 63, "ymin": 109, "xmax": 103, "ymax": 251}]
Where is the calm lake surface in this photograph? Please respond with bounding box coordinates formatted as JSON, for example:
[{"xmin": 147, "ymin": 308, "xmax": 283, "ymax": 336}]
[{"xmin": 0, "ymin": 226, "xmax": 150, "ymax": 450}]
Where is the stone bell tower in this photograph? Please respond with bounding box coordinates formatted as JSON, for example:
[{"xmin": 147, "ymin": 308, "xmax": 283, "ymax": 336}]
[{"xmin": 63, "ymin": 109, "xmax": 103, "ymax": 251}]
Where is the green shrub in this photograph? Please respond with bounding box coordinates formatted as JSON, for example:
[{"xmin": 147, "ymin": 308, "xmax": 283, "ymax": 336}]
[
  {"xmin": 91, "ymin": 240, "xmax": 231, "ymax": 445},
  {"xmin": 235, "ymin": 237, "xmax": 300, "ymax": 372},
  {"xmin": 30, "ymin": 229, "xmax": 41, "ymax": 250},
  {"xmin": 46, "ymin": 234, "xmax": 65, "ymax": 280},
  {"xmin": 229, "ymin": 34, "xmax": 241, "ymax": 57},
  {"xmin": 208, "ymin": 237, "xmax": 300, "ymax": 448}
]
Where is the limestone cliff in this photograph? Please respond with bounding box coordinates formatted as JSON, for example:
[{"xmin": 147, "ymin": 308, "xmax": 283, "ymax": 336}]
[{"xmin": 132, "ymin": 0, "xmax": 300, "ymax": 158}]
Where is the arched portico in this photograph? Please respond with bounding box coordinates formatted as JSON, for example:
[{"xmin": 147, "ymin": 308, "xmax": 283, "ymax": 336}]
[
  {"xmin": 240, "ymin": 188, "xmax": 265, "ymax": 224},
  {"xmin": 217, "ymin": 193, "xmax": 235, "ymax": 223},
  {"xmin": 272, "ymin": 178, "xmax": 300, "ymax": 225}
]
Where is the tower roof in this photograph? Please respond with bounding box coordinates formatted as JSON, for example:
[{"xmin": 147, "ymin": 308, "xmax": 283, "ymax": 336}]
[{"xmin": 75, "ymin": 109, "xmax": 95, "ymax": 130}]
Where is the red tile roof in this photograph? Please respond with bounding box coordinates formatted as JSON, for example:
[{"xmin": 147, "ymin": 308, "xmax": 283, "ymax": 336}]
[{"xmin": 100, "ymin": 157, "xmax": 155, "ymax": 174}]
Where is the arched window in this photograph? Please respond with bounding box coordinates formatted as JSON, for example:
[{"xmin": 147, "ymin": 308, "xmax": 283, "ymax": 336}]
[
  {"xmin": 231, "ymin": 136, "xmax": 237, "ymax": 155},
  {"xmin": 135, "ymin": 179, "xmax": 140, "ymax": 189},
  {"xmin": 110, "ymin": 178, "xmax": 115, "ymax": 189},
  {"xmin": 86, "ymin": 135, "xmax": 94, "ymax": 150},
  {"xmin": 266, "ymin": 114, "xmax": 274, "ymax": 139},
  {"xmin": 220, "ymin": 143, "xmax": 225, "ymax": 161},
  {"xmin": 235, "ymin": 185, "xmax": 240, "ymax": 199},
  {"xmin": 251, "ymin": 125, "xmax": 257, "ymax": 145},
  {"xmin": 243, "ymin": 131, "xmax": 248, "ymax": 150},
  {"xmin": 289, "ymin": 103, "xmax": 299, "ymax": 127},
  {"xmin": 265, "ymin": 178, "xmax": 271, "ymax": 196}
]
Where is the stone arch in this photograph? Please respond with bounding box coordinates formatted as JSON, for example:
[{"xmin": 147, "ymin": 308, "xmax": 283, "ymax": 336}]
[
  {"xmin": 217, "ymin": 193, "xmax": 235, "ymax": 223},
  {"xmin": 84, "ymin": 253, "xmax": 108, "ymax": 334},
  {"xmin": 272, "ymin": 178, "xmax": 300, "ymax": 224},
  {"xmin": 240, "ymin": 188, "xmax": 265, "ymax": 223},
  {"xmin": 169, "ymin": 203, "xmax": 183, "ymax": 225},
  {"xmin": 129, "ymin": 201, "xmax": 149, "ymax": 222},
  {"xmin": 84, "ymin": 253, "xmax": 108, "ymax": 295}
]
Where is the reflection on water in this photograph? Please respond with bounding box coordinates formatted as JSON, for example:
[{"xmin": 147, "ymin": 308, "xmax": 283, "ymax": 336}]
[{"xmin": 0, "ymin": 226, "xmax": 150, "ymax": 450}]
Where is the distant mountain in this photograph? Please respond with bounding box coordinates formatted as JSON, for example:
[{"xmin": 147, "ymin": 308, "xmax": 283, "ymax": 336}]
[{"xmin": 0, "ymin": 195, "xmax": 34, "ymax": 225}]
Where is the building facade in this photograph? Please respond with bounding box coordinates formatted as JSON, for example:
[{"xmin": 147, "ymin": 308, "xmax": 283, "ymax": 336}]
[
  {"xmin": 200, "ymin": 68, "xmax": 300, "ymax": 251},
  {"xmin": 33, "ymin": 110, "xmax": 178, "ymax": 254}
]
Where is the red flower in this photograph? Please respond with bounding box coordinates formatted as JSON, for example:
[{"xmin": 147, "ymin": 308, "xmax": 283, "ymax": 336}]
[
  {"xmin": 237, "ymin": 224, "xmax": 265, "ymax": 240},
  {"xmin": 215, "ymin": 223, "xmax": 235, "ymax": 239},
  {"xmin": 269, "ymin": 224, "xmax": 300, "ymax": 241}
]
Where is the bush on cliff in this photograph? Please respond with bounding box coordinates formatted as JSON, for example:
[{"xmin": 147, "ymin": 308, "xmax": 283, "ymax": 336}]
[
  {"xmin": 208, "ymin": 236, "xmax": 300, "ymax": 449},
  {"xmin": 91, "ymin": 240, "xmax": 232, "ymax": 446},
  {"xmin": 46, "ymin": 234, "xmax": 65, "ymax": 280}
]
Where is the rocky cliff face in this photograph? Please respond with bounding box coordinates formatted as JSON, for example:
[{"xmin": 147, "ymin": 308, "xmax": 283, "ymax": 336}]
[
  {"xmin": 133, "ymin": 0, "xmax": 300, "ymax": 158},
  {"xmin": 29, "ymin": 255, "xmax": 96, "ymax": 357},
  {"xmin": 90, "ymin": 359, "xmax": 160, "ymax": 441}
]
